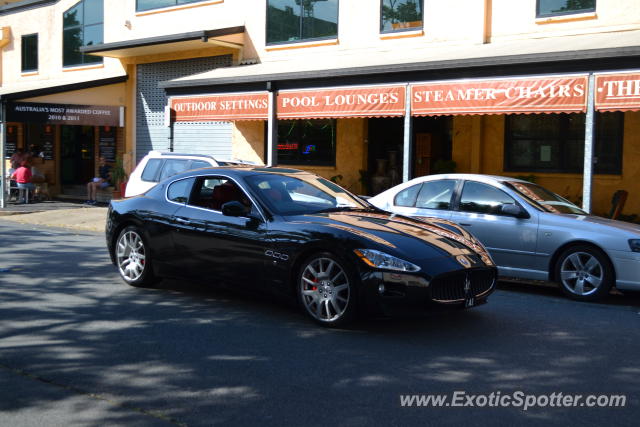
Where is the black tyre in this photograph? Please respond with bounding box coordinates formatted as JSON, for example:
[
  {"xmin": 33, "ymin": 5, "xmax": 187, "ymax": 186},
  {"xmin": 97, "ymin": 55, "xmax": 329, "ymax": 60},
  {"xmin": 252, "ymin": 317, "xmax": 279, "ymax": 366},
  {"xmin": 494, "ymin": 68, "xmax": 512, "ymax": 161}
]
[
  {"xmin": 115, "ymin": 226, "xmax": 157, "ymax": 287},
  {"xmin": 297, "ymin": 252, "xmax": 357, "ymax": 327},
  {"xmin": 555, "ymin": 245, "xmax": 613, "ymax": 301}
]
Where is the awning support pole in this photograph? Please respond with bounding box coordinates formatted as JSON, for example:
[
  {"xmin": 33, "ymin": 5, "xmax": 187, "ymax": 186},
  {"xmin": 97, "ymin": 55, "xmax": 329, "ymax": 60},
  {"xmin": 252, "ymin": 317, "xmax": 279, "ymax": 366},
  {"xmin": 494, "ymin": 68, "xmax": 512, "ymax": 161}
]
[
  {"xmin": 267, "ymin": 85, "xmax": 277, "ymax": 166},
  {"xmin": 582, "ymin": 73, "xmax": 596, "ymax": 213},
  {"xmin": 1, "ymin": 100, "xmax": 6, "ymax": 209},
  {"xmin": 402, "ymin": 84, "xmax": 412, "ymax": 182}
]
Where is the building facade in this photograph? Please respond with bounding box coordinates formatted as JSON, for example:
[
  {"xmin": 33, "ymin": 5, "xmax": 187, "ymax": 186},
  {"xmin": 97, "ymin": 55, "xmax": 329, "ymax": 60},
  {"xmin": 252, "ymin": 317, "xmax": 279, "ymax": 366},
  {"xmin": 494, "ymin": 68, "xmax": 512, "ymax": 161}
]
[{"xmin": 2, "ymin": 0, "xmax": 640, "ymax": 217}]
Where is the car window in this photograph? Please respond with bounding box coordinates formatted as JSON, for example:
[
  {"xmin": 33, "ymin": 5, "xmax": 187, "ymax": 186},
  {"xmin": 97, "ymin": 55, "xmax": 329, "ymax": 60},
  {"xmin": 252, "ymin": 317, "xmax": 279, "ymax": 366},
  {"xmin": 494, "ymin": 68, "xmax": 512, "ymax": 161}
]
[
  {"xmin": 459, "ymin": 181, "xmax": 516, "ymax": 215},
  {"xmin": 189, "ymin": 176, "xmax": 253, "ymax": 214},
  {"xmin": 394, "ymin": 184, "xmax": 421, "ymax": 207},
  {"xmin": 159, "ymin": 159, "xmax": 190, "ymax": 181},
  {"xmin": 416, "ymin": 180, "xmax": 456, "ymax": 210},
  {"xmin": 190, "ymin": 160, "xmax": 212, "ymax": 170},
  {"xmin": 245, "ymin": 173, "xmax": 367, "ymax": 216},
  {"xmin": 167, "ymin": 178, "xmax": 194, "ymax": 204},
  {"xmin": 141, "ymin": 158, "xmax": 163, "ymax": 182}
]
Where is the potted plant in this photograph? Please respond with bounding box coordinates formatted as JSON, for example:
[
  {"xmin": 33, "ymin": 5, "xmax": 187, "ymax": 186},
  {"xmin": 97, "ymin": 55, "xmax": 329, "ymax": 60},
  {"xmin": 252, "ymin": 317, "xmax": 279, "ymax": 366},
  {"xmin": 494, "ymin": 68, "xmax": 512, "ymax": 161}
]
[{"xmin": 110, "ymin": 157, "xmax": 128, "ymax": 199}]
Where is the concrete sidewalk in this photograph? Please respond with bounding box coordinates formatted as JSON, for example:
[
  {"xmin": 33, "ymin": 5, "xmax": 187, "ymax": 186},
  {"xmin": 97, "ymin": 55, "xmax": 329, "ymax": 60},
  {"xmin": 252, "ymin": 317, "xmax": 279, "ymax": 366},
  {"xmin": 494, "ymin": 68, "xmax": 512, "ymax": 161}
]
[{"xmin": 0, "ymin": 201, "xmax": 107, "ymax": 232}]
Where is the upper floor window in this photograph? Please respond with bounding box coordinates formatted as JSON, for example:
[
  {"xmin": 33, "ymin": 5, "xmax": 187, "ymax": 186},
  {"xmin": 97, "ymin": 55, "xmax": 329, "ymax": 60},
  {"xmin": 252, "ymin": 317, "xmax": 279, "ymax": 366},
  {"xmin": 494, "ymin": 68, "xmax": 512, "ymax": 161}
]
[
  {"xmin": 266, "ymin": 0, "xmax": 338, "ymax": 45},
  {"xmin": 381, "ymin": 0, "xmax": 423, "ymax": 33},
  {"xmin": 536, "ymin": 0, "xmax": 595, "ymax": 17},
  {"xmin": 21, "ymin": 34, "xmax": 38, "ymax": 73},
  {"xmin": 136, "ymin": 0, "xmax": 205, "ymax": 12},
  {"xmin": 63, "ymin": 0, "xmax": 103, "ymax": 67}
]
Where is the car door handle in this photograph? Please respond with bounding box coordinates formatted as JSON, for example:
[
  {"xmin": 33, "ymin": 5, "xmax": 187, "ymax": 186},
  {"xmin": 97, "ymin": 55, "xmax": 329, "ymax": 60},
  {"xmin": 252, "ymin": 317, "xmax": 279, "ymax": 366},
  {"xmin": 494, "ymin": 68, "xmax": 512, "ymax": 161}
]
[{"xmin": 174, "ymin": 217, "xmax": 191, "ymax": 225}]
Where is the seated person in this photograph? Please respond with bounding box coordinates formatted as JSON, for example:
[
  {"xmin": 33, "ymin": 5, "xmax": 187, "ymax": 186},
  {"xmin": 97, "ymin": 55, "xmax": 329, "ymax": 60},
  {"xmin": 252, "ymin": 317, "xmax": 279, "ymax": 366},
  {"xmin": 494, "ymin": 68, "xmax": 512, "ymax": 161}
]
[
  {"xmin": 85, "ymin": 157, "xmax": 111, "ymax": 205},
  {"xmin": 10, "ymin": 159, "xmax": 35, "ymax": 203}
]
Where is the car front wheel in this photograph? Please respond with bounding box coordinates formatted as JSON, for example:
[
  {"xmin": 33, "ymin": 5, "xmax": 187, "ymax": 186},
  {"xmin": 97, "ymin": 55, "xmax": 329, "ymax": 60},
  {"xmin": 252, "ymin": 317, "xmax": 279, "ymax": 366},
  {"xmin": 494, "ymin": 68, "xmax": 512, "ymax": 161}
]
[
  {"xmin": 115, "ymin": 226, "xmax": 157, "ymax": 287},
  {"xmin": 555, "ymin": 245, "xmax": 613, "ymax": 301},
  {"xmin": 297, "ymin": 253, "xmax": 357, "ymax": 327}
]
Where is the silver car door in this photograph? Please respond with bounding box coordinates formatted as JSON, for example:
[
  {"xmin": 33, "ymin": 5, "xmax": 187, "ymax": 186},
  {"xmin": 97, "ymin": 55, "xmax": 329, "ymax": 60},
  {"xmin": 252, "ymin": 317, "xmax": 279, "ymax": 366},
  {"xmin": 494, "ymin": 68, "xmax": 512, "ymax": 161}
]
[{"xmin": 450, "ymin": 181, "xmax": 540, "ymax": 278}]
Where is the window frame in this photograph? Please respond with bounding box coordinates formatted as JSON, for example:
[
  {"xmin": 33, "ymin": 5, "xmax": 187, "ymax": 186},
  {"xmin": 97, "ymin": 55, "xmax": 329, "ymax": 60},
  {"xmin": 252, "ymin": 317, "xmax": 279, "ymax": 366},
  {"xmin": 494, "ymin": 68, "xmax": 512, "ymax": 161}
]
[
  {"xmin": 503, "ymin": 112, "xmax": 623, "ymax": 175},
  {"xmin": 21, "ymin": 33, "xmax": 38, "ymax": 73},
  {"xmin": 62, "ymin": 0, "xmax": 104, "ymax": 68},
  {"xmin": 536, "ymin": 0, "xmax": 596, "ymax": 18},
  {"xmin": 380, "ymin": 0, "xmax": 424, "ymax": 34},
  {"xmin": 136, "ymin": 0, "xmax": 207, "ymax": 12},
  {"xmin": 265, "ymin": 0, "xmax": 339, "ymax": 46}
]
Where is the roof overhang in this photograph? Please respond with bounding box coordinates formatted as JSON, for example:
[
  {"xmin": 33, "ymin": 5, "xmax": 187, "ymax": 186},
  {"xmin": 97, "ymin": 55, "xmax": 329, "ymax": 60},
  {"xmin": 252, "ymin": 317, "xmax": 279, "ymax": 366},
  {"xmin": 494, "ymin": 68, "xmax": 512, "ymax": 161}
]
[
  {"xmin": 0, "ymin": 74, "xmax": 128, "ymax": 101},
  {"xmin": 160, "ymin": 30, "xmax": 640, "ymax": 92},
  {"xmin": 80, "ymin": 26, "xmax": 245, "ymax": 59}
]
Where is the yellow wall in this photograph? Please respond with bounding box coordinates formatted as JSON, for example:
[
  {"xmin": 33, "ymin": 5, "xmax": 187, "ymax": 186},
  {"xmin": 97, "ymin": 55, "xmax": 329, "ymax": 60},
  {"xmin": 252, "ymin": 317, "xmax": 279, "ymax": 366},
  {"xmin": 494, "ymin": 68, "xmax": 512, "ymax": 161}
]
[
  {"xmin": 232, "ymin": 121, "xmax": 265, "ymax": 164},
  {"xmin": 452, "ymin": 112, "xmax": 640, "ymax": 217}
]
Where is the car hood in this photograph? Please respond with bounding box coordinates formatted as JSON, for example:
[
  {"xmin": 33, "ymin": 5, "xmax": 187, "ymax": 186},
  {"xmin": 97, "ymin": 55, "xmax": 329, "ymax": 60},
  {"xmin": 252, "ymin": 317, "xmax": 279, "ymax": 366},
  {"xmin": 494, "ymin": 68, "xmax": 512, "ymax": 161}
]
[
  {"xmin": 291, "ymin": 210, "xmax": 494, "ymax": 268},
  {"xmin": 562, "ymin": 214, "xmax": 640, "ymax": 237}
]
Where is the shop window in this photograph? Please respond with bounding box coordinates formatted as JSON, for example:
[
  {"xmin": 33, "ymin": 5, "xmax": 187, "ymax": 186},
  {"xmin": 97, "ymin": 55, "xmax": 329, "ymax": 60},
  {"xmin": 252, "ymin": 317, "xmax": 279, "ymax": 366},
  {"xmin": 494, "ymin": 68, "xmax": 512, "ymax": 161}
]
[
  {"xmin": 63, "ymin": 0, "xmax": 103, "ymax": 67},
  {"xmin": 504, "ymin": 112, "xmax": 623, "ymax": 175},
  {"xmin": 380, "ymin": 0, "xmax": 423, "ymax": 33},
  {"xmin": 536, "ymin": 0, "xmax": 595, "ymax": 17},
  {"xmin": 21, "ymin": 34, "xmax": 38, "ymax": 73},
  {"xmin": 266, "ymin": 0, "xmax": 338, "ymax": 45},
  {"xmin": 277, "ymin": 119, "xmax": 336, "ymax": 166},
  {"xmin": 137, "ymin": 0, "xmax": 206, "ymax": 12}
]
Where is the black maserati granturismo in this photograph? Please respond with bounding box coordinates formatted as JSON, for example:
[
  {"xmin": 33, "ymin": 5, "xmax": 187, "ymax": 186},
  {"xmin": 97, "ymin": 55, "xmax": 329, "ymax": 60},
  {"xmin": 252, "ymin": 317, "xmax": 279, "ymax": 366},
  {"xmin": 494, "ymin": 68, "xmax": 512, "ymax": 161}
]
[{"xmin": 106, "ymin": 167, "xmax": 497, "ymax": 326}]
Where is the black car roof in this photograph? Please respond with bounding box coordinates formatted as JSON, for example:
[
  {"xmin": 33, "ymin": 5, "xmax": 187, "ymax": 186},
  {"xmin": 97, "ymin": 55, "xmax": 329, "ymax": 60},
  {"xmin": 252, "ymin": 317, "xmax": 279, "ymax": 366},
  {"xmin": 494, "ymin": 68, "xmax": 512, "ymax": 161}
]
[{"xmin": 170, "ymin": 165, "xmax": 314, "ymax": 180}]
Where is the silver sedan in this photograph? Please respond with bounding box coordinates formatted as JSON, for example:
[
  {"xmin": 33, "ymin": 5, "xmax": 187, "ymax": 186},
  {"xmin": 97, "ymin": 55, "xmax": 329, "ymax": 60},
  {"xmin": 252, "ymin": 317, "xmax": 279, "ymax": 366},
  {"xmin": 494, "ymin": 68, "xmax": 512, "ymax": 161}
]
[{"xmin": 369, "ymin": 174, "xmax": 640, "ymax": 301}]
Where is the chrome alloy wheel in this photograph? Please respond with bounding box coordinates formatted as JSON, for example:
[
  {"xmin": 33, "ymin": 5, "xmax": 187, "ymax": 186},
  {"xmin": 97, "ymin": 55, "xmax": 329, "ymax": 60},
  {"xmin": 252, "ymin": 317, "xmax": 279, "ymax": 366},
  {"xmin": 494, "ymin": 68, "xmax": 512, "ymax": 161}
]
[
  {"xmin": 300, "ymin": 257, "xmax": 350, "ymax": 322},
  {"xmin": 116, "ymin": 230, "xmax": 147, "ymax": 282},
  {"xmin": 559, "ymin": 251, "xmax": 604, "ymax": 296}
]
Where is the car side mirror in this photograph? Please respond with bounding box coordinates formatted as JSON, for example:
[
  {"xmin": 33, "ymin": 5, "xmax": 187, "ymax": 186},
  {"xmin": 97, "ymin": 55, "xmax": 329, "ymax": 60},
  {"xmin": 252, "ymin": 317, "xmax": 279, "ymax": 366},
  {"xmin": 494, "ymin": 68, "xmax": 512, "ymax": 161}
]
[
  {"xmin": 222, "ymin": 201, "xmax": 248, "ymax": 217},
  {"xmin": 501, "ymin": 203, "xmax": 529, "ymax": 218}
]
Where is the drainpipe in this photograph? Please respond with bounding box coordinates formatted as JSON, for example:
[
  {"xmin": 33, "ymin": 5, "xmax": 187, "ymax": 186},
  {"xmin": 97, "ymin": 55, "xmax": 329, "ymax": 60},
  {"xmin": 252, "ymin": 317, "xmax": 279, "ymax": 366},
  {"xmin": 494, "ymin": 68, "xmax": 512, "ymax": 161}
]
[
  {"xmin": 0, "ymin": 27, "xmax": 11, "ymax": 209},
  {"xmin": 582, "ymin": 73, "xmax": 596, "ymax": 213}
]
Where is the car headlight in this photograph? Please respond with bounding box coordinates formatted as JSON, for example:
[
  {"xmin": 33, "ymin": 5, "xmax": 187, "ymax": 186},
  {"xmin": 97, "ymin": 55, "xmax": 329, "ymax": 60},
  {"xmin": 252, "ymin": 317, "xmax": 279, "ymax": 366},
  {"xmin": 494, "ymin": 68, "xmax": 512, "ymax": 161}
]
[
  {"xmin": 629, "ymin": 239, "xmax": 640, "ymax": 253},
  {"xmin": 354, "ymin": 249, "xmax": 420, "ymax": 272}
]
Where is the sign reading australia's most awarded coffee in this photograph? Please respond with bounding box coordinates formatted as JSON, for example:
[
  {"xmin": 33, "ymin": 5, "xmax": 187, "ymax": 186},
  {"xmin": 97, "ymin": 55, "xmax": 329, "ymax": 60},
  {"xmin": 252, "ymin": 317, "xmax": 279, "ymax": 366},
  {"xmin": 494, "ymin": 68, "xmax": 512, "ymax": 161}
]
[{"xmin": 6, "ymin": 102, "xmax": 121, "ymax": 127}]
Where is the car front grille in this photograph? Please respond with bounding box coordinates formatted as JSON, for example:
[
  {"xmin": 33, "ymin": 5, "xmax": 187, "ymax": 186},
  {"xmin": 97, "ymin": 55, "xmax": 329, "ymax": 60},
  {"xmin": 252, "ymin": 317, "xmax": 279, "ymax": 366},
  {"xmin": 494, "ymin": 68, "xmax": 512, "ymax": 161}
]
[{"xmin": 430, "ymin": 269, "xmax": 496, "ymax": 302}]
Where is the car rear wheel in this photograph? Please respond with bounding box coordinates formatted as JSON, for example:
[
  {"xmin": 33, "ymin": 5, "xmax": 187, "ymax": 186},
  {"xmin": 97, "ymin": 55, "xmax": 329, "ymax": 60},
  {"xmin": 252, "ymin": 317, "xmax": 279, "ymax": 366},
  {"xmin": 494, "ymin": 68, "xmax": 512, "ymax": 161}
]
[
  {"xmin": 116, "ymin": 226, "xmax": 157, "ymax": 287},
  {"xmin": 555, "ymin": 245, "xmax": 613, "ymax": 301},
  {"xmin": 297, "ymin": 253, "xmax": 356, "ymax": 327}
]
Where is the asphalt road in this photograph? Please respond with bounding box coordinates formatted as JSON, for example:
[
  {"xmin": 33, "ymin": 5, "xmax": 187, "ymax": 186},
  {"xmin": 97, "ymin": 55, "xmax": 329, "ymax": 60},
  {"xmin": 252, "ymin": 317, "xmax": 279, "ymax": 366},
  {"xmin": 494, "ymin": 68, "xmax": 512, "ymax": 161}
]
[{"xmin": 1, "ymin": 220, "xmax": 639, "ymax": 427}]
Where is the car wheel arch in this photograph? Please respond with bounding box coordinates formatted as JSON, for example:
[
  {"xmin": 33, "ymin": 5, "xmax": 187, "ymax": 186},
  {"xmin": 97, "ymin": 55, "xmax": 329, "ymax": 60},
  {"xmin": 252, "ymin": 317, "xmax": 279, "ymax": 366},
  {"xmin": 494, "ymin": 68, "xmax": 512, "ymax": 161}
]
[{"xmin": 548, "ymin": 240, "xmax": 616, "ymax": 284}]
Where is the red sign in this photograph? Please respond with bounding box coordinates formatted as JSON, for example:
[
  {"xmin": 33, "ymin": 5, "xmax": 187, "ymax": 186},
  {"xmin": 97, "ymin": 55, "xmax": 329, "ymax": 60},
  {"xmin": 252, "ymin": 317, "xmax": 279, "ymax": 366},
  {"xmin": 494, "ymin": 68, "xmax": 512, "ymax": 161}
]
[
  {"xmin": 411, "ymin": 76, "xmax": 588, "ymax": 116},
  {"xmin": 277, "ymin": 85, "xmax": 405, "ymax": 119},
  {"xmin": 170, "ymin": 92, "xmax": 269, "ymax": 121},
  {"xmin": 596, "ymin": 72, "xmax": 640, "ymax": 112}
]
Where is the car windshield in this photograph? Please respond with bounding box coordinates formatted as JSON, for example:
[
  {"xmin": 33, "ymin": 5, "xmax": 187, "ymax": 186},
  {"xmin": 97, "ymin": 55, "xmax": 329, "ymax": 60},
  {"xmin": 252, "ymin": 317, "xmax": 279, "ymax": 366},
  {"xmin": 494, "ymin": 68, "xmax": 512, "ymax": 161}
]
[
  {"xmin": 505, "ymin": 181, "xmax": 586, "ymax": 215},
  {"xmin": 245, "ymin": 172, "xmax": 370, "ymax": 215}
]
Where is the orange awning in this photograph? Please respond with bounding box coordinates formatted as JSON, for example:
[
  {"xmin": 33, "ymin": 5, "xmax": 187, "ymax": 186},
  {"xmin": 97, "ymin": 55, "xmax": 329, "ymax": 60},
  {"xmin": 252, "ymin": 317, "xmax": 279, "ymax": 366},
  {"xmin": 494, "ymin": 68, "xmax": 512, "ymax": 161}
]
[
  {"xmin": 411, "ymin": 75, "xmax": 588, "ymax": 116},
  {"xmin": 170, "ymin": 92, "xmax": 269, "ymax": 121},
  {"xmin": 595, "ymin": 72, "xmax": 640, "ymax": 112},
  {"xmin": 277, "ymin": 85, "xmax": 406, "ymax": 119}
]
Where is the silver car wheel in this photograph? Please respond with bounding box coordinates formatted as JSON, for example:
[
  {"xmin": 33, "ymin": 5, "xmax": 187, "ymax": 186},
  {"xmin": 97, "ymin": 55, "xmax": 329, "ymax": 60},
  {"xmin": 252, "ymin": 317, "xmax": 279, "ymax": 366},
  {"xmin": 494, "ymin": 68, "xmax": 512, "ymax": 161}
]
[
  {"xmin": 559, "ymin": 251, "xmax": 604, "ymax": 296},
  {"xmin": 116, "ymin": 230, "xmax": 147, "ymax": 283},
  {"xmin": 300, "ymin": 257, "xmax": 350, "ymax": 323}
]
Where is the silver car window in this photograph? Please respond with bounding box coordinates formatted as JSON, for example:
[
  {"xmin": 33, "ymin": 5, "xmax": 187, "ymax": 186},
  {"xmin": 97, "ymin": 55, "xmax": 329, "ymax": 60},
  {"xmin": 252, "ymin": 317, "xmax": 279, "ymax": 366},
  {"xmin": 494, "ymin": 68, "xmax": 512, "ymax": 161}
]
[
  {"xmin": 459, "ymin": 181, "xmax": 516, "ymax": 215},
  {"xmin": 394, "ymin": 184, "xmax": 421, "ymax": 207},
  {"xmin": 416, "ymin": 180, "xmax": 456, "ymax": 210}
]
